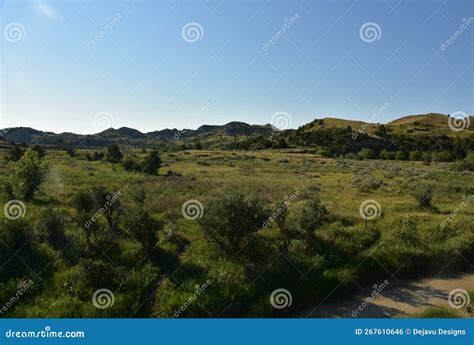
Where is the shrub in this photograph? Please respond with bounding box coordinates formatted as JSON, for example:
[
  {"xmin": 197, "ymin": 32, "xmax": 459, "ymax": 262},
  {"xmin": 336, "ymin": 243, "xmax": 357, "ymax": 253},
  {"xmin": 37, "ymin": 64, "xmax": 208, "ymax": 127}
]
[
  {"xmin": 4, "ymin": 150, "xmax": 48, "ymax": 201},
  {"xmin": 453, "ymin": 153, "xmax": 474, "ymax": 172},
  {"xmin": 142, "ymin": 150, "xmax": 161, "ymax": 175},
  {"xmin": 86, "ymin": 151, "xmax": 104, "ymax": 161},
  {"xmin": 122, "ymin": 190, "xmax": 163, "ymax": 258},
  {"xmin": 4, "ymin": 144, "xmax": 25, "ymax": 162},
  {"xmin": 395, "ymin": 151, "xmax": 407, "ymax": 161},
  {"xmin": 432, "ymin": 151, "xmax": 456, "ymax": 162},
  {"xmin": 351, "ymin": 172, "xmax": 383, "ymax": 192},
  {"xmin": 72, "ymin": 186, "xmax": 122, "ymax": 233},
  {"xmin": 380, "ymin": 150, "xmax": 396, "ymax": 160},
  {"xmin": 122, "ymin": 157, "xmax": 142, "ymax": 172},
  {"xmin": 410, "ymin": 182, "xmax": 435, "ymax": 208},
  {"xmin": 408, "ymin": 151, "xmax": 422, "ymax": 161},
  {"xmin": 31, "ymin": 144, "xmax": 46, "ymax": 158},
  {"xmin": 422, "ymin": 152, "xmax": 431, "ymax": 165},
  {"xmin": 293, "ymin": 197, "xmax": 330, "ymax": 249},
  {"xmin": 198, "ymin": 193, "xmax": 268, "ymax": 256},
  {"xmin": 36, "ymin": 208, "xmax": 68, "ymax": 249},
  {"xmin": 358, "ymin": 148, "xmax": 374, "ymax": 160},
  {"xmin": 64, "ymin": 148, "xmax": 76, "ymax": 157},
  {"xmin": 416, "ymin": 307, "xmax": 463, "ymax": 318},
  {"xmin": 105, "ymin": 144, "xmax": 123, "ymax": 163}
]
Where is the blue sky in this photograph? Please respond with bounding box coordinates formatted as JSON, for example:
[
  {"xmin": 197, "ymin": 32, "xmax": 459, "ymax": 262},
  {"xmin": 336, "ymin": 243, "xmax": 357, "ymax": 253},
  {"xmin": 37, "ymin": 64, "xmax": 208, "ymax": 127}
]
[{"xmin": 1, "ymin": 0, "xmax": 473, "ymax": 134}]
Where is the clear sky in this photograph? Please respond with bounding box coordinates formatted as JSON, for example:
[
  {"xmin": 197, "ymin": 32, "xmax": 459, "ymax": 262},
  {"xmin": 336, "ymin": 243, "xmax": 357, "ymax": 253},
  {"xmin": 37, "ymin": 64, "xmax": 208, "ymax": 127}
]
[{"xmin": 1, "ymin": 0, "xmax": 473, "ymax": 134}]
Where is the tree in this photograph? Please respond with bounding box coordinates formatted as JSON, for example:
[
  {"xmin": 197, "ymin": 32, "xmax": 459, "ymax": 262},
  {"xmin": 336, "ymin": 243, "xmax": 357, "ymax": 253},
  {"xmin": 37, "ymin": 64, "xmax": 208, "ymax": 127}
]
[
  {"xmin": 4, "ymin": 150, "xmax": 48, "ymax": 200},
  {"xmin": 31, "ymin": 144, "xmax": 46, "ymax": 158},
  {"xmin": 198, "ymin": 193, "xmax": 268, "ymax": 256},
  {"xmin": 143, "ymin": 150, "xmax": 161, "ymax": 175},
  {"xmin": 5, "ymin": 144, "xmax": 25, "ymax": 162},
  {"xmin": 105, "ymin": 144, "xmax": 123, "ymax": 163}
]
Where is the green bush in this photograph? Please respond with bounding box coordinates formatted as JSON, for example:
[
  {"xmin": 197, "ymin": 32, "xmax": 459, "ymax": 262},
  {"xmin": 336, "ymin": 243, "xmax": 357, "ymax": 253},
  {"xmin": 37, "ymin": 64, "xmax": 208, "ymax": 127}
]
[
  {"xmin": 4, "ymin": 150, "xmax": 48, "ymax": 201},
  {"xmin": 358, "ymin": 148, "xmax": 374, "ymax": 160},
  {"xmin": 142, "ymin": 150, "xmax": 161, "ymax": 175},
  {"xmin": 105, "ymin": 144, "xmax": 123, "ymax": 163},
  {"xmin": 408, "ymin": 151, "xmax": 422, "ymax": 161},
  {"xmin": 198, "ymin": 193, "xmax": 268, "ymax": 256},
  {"xmin": 4, "ymin": 144, "xmax": 25, "ymax": 162},
  {"xmin": 31, "ymin": 144, "xmax": 46, "ymax": 158},
  {"xmin": 122, "ymin": 157, "xmax": 142, "ymax": 172},
  {"xmin": 410, "ymin": 182, "xmax": 435, "ymax": 208}
]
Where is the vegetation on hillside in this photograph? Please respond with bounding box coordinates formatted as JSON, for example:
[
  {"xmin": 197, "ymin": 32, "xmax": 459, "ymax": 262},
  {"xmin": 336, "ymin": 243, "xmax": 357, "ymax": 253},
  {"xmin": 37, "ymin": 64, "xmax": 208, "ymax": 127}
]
[{"xmin": 0, "ymin": 146, "xmax": 472, "ymax": 318}]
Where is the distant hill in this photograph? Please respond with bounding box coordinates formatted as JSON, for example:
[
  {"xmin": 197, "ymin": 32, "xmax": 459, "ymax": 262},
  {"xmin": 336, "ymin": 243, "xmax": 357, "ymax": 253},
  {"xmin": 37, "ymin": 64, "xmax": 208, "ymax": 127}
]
[{"xmin": 1, "ymin": 113, "xmax": 472, "ymax": 148}]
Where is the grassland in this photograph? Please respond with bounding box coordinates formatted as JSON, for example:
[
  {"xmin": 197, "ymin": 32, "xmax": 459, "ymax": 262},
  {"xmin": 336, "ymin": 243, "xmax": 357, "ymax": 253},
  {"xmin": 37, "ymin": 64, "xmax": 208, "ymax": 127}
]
[{"xmin": 0, "ymin": 148, "xmax": 473, "ymax": 318}]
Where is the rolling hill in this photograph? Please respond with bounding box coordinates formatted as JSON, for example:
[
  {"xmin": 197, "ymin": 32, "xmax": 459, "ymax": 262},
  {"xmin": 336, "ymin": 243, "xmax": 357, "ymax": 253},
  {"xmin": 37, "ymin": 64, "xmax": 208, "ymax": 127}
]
[{"xmin": 1, "ymin": 113, "xmax": 472, "ymax": 148}]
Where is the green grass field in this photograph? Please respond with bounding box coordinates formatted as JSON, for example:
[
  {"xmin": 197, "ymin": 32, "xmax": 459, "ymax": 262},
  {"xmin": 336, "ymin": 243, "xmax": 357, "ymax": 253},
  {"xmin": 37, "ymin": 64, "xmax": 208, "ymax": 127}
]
[{"xmin": 0, "ymin": 148, "xmax": 473, "ymax": 318}]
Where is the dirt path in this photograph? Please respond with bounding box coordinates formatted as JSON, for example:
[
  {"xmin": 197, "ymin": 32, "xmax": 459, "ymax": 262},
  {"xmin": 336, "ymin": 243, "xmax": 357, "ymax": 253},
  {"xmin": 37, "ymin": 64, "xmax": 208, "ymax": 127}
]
[{"xmin": 300, "ymin": 270, "xmax": 474, "ymax": 318}]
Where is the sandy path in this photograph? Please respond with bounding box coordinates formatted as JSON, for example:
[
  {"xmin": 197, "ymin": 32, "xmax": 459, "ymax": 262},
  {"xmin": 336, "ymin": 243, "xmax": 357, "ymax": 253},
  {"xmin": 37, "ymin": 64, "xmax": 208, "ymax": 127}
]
[{"xmin": 300, "ymin": 270, "xmax": 474, "ymax": 318}]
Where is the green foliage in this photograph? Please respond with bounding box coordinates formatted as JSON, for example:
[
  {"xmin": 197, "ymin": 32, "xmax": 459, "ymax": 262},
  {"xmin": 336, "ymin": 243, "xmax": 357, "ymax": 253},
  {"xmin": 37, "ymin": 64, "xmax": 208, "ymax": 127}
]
[
  {"xmin": 36, "ymin": 208, "xmax": 69, "ymax": 249},
  {"xmin": 358, "ymin": 148, "xmax": 374, "ymax": 160},
  {"xmin": 198, "ymin": 193, "xmax": 268, "ymax": 256},
  {"xmin": 122, "ymin": 190, "xmax": 163, "ymax": 258},
  {"xmin": 31, "ymin": 144, "xmax": 46, "ymax": 158},
  {"xmin": 122, "ymin": 157, "xmax": 142, "ymax": 172},
  {"xmin": 395, "ymin": 151, "xmax": 407, "ymax": 161},
  {"xmin": 410, "ymin": 182, "xmax": 435, "ymax": 208},
  {"xmin": 72, "ymin": 186, "xmax": 122, "ymax": 232},
  {"xmin": 416, "ymin": 307, "xmax": 463, "ymax": 318},
  {"xmin": 86, "ymin": 151, "xmax": 105, "ymax": 161},
  {"xmin": 408, "ymin": 151, "xmax": 422, "ymax": 161},
  {"xmin": 297, "ymin": 197, "xmax": 329, "ymax": 244},
  {"xmin": 4, "ymin": 150, "xmax": 49, "ymax": 201},
  {"xmin": 142, "ymin": 150, "xmax": 161, "ymax": 175},
  {"xmin": 105, "ymin": 144, "xmax": 123, "ymax": 163},
  {"xmin": 4, "ymin": 144, "xmax": 25, "ymax": 162}
]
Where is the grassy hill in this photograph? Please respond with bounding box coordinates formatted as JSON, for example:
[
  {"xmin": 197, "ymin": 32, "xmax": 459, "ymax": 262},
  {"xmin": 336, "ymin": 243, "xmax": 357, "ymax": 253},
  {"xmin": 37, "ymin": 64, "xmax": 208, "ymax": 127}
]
[{"xmin": 1, "ymin": 113, "xmax": 472, "ymax": 151}]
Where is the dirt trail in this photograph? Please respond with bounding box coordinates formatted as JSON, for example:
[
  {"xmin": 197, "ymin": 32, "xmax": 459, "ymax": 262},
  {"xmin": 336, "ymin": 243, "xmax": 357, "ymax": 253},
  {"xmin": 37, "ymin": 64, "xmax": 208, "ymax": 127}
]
[{"xmin": 300, "ymin": 270, "xmax": 474, "ymax": 318}]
